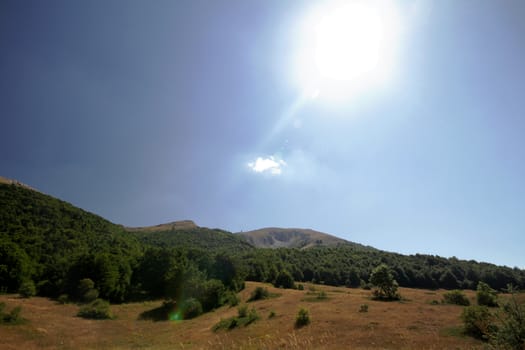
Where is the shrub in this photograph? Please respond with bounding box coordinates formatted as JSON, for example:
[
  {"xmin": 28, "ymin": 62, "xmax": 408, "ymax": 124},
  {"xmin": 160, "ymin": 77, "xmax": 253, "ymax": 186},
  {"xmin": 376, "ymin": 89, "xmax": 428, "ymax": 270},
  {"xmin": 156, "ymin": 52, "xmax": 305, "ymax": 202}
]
[
  {"xmin": 0, "ymin": 303, "xmax": 24, "ymax": 324},
  {"xmin": 18, "ymin": 280, "xmax": 36, "ymax": 298},
  {"xmin": 297, "ymin": 284, "xmax": 304, "ymax": 291},
  {"xmin": 295, "ymin": 308, "xmax": 310, "ymax": 328},
  {"xmin": 268, "ymin": 310, "xmax": 276, "ymax": 319},
  {"xmin": 359, "ymin": 304, "xmax": 369, "ymax": 313},
  {"xmin": 223, "ymin": 290, "xmax": 239, "ymax": 307},
  {"xmin": 370, "ymin": 264, "xmax": 400, "ymax": 300},
  {"xmin": 82, "ymin": 289, "xmax": 99, "ymax": 303},
  {"xmin": 361, "ymin": 281, "xmax": 372, "ymax": 290},
  {"xmin": 443, "ymin": 290, "xmax": 470, "ymax": 306},
  {"xmin": 476, "ymin": 281, "xmax": 498, "ymax": 307},
  {"xmin": 77, "ymin": 278, "xmax": 99, "ymax": 303},
  {"xmin": 57, "ymin": 294, "xmax": 69, "ymax": 304},
  {"xmin": 246, "ymin": 307, "xmax": 259, "ymax": 325},
  {"xmin": 490, "ymin": 285, "xmax": 525, "ymax": 349},
  {"xmin": 274, "ymin": 270, "xmax": 295, "ymax": 289},
  {"xmin": 180, "ymin": 298, "xmax": 203, "ymax": 319},
  {"xmin": 198, "ymin": 279, "xmax": 225, "ymax": 312},
  {"xmin": 237, "ymin": 304, "xmax": 248, "ymax": 318},
  {"xmin": 248, "ymin": 287, "xmax": 270, "ymax": 302},
  {"xmin": 212, "ymin": 306, "xmax": 259, "ymax": 331},
  {"xmin": 461, "ymin": 305, "xmax": 495, "ymax": 339},
  {"xmin": 77, "ymin": 299, "xmax": 113, "ymax": 319}
]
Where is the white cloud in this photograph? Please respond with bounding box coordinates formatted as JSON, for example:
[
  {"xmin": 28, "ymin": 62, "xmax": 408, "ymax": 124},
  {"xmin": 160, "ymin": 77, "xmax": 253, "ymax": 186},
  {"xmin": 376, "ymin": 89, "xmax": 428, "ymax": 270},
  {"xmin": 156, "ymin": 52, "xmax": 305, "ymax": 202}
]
[{"xmin": 247, "ymin": 156, "xmax": 286, "ymax": 175}]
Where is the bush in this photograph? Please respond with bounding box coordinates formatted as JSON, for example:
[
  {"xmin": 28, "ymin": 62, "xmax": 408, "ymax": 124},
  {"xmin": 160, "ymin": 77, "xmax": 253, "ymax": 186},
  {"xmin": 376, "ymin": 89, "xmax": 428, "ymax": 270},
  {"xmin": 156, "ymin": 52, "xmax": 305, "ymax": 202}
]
[
  {"xmin": 268, "ymin": 310, "xmax": 276, "ymax": 319},
  {"xmin": 359, "ymin": 304, "xmax": 369, "ymax": 313},
  {"xmin": 490, "ymin": 285, "xmax": 525, "ymax": 349},
  {"xmin": 476, "ymin": 282, "xmax": 498, "ymax": 307},
  {"xmin": 223, "ymin": 290, "xmax": 239, "ymax": 307},
  {"xmin": 77, "ymin": 278, "xmax": 99, "ymax": 303},
  {"xmin": 237, "ymin": 304, "xmax": 248, "ymax": 318},
  {"xmin": 18, "ymin": 280, "xmax": 36, "ymax": 298},
  {"xmin": 180, "ymin": 298, "xmax": 203, "ymax": 319},
  {"xmin": 0, "ymin": 303, "xmax": 24, "ymax": 324},
  {"xmin": 461, "ymin": 305, "xmax": 495, "ymax": 339},
  {"xmin": 297, "ymin": 284, "xmax": 304, "ymax": 291},
  {"xmin": 212, "ymin": 305, "xmax": 259, "ymax": 331},
  {"xmin": 77, "ymin": 299, "xmax": 113, "ymax": 319},
  {"xmin": 295, "ymin": 308, "xmax": 310, "ymax": 328},
  {"xmin": 198, "ymin": 279, "xmax": 225, "ymax": 312},
  {"xmin": 248, "ymin": 287, "xmax": 270, "ymax": 302},
  {"xmin": 360, "ymin": 280, "xmax": 372, "ymax": 290},
  {"xmin": 274, "ymin": 270, "xmax": 295, "ymax": 289},
  {"xmin": 370, "ymin": 264, "xmax": 400, "ymax": 300},
  {"xmin": 443, "ymin": 290, "xmax": 470, "ymax": 306}
]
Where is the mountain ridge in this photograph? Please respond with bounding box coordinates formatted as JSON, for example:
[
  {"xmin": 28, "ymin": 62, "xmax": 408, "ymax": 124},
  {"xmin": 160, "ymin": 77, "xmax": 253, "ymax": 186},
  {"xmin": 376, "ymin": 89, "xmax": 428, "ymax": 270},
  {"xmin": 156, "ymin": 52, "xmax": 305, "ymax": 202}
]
[{"xmin": 238, "ymin": 227, "xmax": 371, "ymax": 250}]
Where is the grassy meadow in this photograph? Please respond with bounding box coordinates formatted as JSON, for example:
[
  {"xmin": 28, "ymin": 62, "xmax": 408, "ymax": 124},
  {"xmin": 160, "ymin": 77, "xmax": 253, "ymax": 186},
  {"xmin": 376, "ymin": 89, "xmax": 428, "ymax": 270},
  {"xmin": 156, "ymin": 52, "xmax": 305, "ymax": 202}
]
[{"xmin": 0, "ymin": 282, "xmax": 489, "ymax": 350}]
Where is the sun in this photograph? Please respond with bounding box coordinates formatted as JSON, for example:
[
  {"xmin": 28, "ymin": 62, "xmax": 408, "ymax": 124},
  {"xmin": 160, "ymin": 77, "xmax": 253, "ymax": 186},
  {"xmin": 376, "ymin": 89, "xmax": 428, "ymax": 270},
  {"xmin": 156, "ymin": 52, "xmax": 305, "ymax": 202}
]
[
  {"xmin": 314, "ymin": 3, "xmax": 382, "ymax": 81},
  {"xmin": 293, "ymin": 1, "xmax": 400, "ymax": 100}
]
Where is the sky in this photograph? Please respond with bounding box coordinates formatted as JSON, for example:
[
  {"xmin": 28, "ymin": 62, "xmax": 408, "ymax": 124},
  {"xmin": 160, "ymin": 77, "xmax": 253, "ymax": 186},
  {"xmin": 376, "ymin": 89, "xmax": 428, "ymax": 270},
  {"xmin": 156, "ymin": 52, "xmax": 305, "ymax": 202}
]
[{"xmin": 1, "ymin": 0, "xmax": 525, "ymax": 268}]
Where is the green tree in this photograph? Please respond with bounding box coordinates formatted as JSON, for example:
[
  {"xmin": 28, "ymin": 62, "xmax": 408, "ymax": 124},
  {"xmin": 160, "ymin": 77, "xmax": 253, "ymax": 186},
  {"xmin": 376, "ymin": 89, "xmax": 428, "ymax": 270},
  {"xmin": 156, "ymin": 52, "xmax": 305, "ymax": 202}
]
[
  {"xmin": 274, "ymin": 270, "xmax": 295, "ymax": 289},
  {"xmin": 0, "ymin": 240, "xmax": 33, "ymax": 292},
  {"xmin": 369, "ymin": 264, "xmax": 400, "ymax": 300},
  {"xmin": 476, "ymin": 281, "xmax": 498, "ymax": 307}
]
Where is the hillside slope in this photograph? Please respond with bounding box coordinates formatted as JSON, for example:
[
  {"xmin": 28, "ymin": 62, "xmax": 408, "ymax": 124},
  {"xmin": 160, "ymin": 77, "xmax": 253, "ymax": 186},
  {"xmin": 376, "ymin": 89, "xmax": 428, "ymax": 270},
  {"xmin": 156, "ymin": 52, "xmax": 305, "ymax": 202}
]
[
  {"xmin": 0, "ymin": 180, "xmax": 141, "ymax": 296},
  {"xmin": 127, "ymin": 223, "xmax": 254, "ymax": 252},
  {"xmin": 239, "ymin": 227, "xmax": 370, "ymax": 250},
  {"xmin": 2, "ymin": 176, "xmax": 524, "ymax": 296}
]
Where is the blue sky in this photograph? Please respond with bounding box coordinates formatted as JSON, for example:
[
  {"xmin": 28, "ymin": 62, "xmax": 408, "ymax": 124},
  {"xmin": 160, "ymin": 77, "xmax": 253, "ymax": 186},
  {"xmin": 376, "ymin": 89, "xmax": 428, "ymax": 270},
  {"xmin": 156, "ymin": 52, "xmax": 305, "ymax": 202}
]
[{"xmin": 1, "ymin": 0, "xmax": 525, "ymax": 268}]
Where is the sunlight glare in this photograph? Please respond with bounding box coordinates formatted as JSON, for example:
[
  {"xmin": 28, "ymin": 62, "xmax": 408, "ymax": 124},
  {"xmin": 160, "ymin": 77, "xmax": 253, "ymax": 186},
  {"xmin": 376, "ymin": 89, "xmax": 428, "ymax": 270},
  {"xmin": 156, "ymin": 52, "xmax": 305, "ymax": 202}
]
[
  {"xmin": 293, "ymin": 0, "xmax": 402, "ymax": 102},
  {"xmin": 315, "ymin": 3, "xmax": 382, "ymax": 81}
]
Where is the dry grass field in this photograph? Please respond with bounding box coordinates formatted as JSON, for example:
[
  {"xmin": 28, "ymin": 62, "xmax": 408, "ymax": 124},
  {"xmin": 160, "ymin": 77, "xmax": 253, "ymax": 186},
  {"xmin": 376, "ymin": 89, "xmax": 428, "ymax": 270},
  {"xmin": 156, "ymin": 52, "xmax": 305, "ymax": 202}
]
[{"xmin": 0, "ymin": 282, "xmax": 487, "ymax": 349}]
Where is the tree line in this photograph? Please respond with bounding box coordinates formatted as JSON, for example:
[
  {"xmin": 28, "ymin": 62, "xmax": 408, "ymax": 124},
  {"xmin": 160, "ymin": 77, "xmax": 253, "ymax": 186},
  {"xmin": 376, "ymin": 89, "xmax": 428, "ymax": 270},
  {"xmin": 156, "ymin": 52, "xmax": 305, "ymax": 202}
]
[{"xmin": 1, "ymin": 183, "xmax": 524, "ymax": 315}]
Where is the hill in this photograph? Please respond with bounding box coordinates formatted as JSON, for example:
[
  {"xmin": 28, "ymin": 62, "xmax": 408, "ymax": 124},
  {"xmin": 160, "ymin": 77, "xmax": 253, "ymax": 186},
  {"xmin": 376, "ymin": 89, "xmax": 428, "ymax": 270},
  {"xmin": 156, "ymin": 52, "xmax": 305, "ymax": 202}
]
[
  {"xmin": 239, "ymin": 227, "xmax": 368, "ymax": 250},
  {"xmin": 0, "ymin": 180, "xmax": 141, "ymax": 300},
  {"xmin": 127, "ymin": 223, "xmax": 254, "ymax": 253},
  {"xmin": 1, "ymin": 176, "xmax": 525, "ymax": 300}
]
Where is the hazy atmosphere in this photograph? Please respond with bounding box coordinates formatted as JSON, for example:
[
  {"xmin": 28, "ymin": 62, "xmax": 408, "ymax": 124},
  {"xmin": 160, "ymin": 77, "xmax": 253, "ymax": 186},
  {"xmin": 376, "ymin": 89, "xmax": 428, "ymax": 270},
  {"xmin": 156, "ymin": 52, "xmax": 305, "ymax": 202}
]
[{"xmin": 2, "ymin": 0, "xmax": 525, "ymax": 268}]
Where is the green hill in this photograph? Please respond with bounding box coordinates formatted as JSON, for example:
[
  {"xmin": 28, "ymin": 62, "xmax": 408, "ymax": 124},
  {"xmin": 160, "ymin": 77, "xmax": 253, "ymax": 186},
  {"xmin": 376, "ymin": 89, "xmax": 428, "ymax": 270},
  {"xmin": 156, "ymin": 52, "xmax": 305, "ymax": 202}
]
[
  {"xmin": 128, "ymin": 223, "xmax": 254, "ymax": 253},
  {"xmin": 1, "ymin": 177, "xmax": 524, "ymax": 305},
  {"xmin": 0, "ymin": 182, "xmax": 141, "ymax": 299}
]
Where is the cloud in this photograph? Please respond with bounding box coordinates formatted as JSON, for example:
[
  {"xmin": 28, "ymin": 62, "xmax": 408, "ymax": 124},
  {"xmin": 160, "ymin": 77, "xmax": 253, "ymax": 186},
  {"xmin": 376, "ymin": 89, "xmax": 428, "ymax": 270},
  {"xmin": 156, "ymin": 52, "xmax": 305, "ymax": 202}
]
[{"xmin": 247, "ymin": 156, "xmax": 286, "ymax": 175}]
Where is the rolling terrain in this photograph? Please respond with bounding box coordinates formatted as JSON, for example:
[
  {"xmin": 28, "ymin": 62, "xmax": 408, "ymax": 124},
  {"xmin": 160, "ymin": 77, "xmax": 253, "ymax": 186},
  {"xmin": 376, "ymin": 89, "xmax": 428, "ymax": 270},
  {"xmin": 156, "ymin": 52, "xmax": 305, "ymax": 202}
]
[
  {"xmin": 0, "ymin": 282, "xmax": 488, "ymax": 350},
  {"xmin": 1, "ymin": 176, "xmax": 525, "ymax": 296},
  {"xmin": 1, "ymin": 176, "xmax": 525, "ymax": 348}
]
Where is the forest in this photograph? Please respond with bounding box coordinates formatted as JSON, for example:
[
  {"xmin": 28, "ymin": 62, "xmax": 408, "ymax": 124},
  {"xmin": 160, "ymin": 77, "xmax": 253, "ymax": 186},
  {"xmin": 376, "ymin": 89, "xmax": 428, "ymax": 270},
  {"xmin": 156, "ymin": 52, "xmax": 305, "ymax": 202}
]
[{"xmin": 1, "ymin": 182, "xmax": 524, "ymax": 315}]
